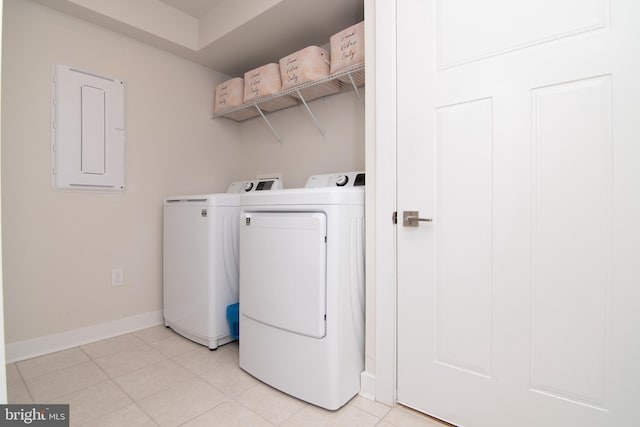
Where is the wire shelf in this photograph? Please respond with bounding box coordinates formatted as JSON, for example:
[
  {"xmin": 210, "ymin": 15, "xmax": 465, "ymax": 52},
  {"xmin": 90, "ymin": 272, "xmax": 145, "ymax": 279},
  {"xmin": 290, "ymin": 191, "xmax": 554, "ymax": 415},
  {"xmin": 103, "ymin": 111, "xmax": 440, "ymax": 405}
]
[{"xmin": 210, "ymin": 63, "xmax": 365, "ymax": 123}]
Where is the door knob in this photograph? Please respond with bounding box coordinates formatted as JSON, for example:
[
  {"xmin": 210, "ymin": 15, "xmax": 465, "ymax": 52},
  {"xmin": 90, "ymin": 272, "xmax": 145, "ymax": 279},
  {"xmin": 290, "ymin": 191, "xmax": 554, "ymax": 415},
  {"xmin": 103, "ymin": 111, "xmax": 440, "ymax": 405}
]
[{"xmin": 403, "ymin": 211, "xmax": 433, "ymax": 227}]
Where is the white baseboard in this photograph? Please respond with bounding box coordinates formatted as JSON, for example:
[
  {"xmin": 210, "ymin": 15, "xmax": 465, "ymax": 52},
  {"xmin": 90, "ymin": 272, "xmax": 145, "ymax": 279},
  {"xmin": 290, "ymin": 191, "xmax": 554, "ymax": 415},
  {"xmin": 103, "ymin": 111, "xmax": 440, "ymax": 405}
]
[
  {"xmin": 5, "ymin": 310, "xmax": 164, "ymax": 363},
  {"xmin": 360, "ymin": 370, "xmax": 376, "ymax": 400}
]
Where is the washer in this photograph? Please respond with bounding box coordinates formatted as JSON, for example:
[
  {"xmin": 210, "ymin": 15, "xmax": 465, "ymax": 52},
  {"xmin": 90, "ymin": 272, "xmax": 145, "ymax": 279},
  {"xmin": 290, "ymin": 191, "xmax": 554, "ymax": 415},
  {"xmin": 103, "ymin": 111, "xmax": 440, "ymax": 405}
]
[
  {"xmin": 239, "ymin": 172, "xmax": 365, "ymax": 410},
  {"xmin": 163, "ymin": 178, "xmax": 282, "ymax": 350}
]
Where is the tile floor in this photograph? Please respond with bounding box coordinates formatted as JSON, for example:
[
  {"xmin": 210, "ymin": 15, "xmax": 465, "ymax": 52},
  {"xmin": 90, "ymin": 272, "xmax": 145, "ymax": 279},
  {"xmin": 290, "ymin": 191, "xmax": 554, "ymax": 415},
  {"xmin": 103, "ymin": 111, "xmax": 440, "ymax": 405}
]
[{"xmin": 6, "ymin": 326, "xmax": 449, "ymax": 427}]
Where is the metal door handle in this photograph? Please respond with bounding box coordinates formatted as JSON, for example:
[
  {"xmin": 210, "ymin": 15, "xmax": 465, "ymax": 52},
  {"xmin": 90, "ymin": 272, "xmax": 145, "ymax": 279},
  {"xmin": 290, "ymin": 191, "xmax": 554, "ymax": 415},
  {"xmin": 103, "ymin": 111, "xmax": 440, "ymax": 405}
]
[{"xmin": 403, "ymin": 211, "xmax": 433, "ymax": 227}]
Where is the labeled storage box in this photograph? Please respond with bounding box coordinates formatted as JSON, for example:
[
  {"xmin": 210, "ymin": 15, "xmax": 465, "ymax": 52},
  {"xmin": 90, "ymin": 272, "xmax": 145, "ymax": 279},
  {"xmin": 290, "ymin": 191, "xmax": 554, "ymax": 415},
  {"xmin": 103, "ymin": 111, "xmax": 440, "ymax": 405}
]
[
  {"xmin": 330, "ymin": 21, "xmax": 365, "ymax": 75},
  {"xmin": 279, "ymin": 46, "xmax": 339, "ymax": 101},
  {"xmin": 214, "ymin": 77, "xmax": 244, "ymax": 113},
  {"xmin": 244, "ymin": 63, "xmax": 297, "ymax": 112},
  {"xmin": 280, "ymin": 46, "xmax": 332, "ymax": 89},
  {"xmin": 243, "ymin": 63, "xmax": 282, "ymax": 103}
]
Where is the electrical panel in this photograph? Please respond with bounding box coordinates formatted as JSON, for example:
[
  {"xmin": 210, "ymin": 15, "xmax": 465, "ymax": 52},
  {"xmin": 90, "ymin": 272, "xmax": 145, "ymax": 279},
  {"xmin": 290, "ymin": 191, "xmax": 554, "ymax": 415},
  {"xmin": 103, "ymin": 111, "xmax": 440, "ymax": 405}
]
[{"xmin": 51, "ymin": 64, "xmax": 126, "ymax": 191}]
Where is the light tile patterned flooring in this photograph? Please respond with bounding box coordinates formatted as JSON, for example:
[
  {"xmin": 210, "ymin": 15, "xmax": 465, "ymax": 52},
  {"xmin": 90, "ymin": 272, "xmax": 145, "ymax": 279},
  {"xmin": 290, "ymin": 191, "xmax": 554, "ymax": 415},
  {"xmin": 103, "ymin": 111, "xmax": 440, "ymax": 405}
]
[{"xmin": 6, "ymin": 326, "xmax": 449, "ymax": 426}]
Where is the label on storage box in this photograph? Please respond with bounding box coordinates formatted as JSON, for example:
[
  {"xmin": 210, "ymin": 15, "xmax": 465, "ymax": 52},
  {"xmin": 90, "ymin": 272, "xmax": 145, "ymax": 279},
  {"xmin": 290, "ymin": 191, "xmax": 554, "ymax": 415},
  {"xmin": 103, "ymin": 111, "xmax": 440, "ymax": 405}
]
[
  {"xmin": 218, "ymin": 84, "xmax": 230, "ymax": 107},
  {"xmin": 248, "ymin": 72, "xmax": 261, "ymax": 98},
  {"xmin": 340, "ymin": 29, "xmax": 359, "ymax": 62},
  {"xmin": 284, "ymin": 58, "xmax": 299, "ymax": 86}
]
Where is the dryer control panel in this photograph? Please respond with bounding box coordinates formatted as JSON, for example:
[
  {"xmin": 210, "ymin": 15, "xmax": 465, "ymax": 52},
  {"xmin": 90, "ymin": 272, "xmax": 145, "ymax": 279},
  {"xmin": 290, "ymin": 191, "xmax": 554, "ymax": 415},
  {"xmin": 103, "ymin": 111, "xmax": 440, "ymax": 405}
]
[
  {"xmin": 227, "ymin": 178, "xmax": 283, "ymax": 193},
  {"xmin": 305, "ymin": 172, "xmax": 365, "ymax": 188}
]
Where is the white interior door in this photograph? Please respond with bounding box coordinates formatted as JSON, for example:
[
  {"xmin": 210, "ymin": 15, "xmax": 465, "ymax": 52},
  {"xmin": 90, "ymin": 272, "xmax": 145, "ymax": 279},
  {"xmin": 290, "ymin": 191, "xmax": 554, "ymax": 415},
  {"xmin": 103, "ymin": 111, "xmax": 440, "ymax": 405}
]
[{"xmin": 396, "ymin": 1, "xmax": 640, "ymax": 426}]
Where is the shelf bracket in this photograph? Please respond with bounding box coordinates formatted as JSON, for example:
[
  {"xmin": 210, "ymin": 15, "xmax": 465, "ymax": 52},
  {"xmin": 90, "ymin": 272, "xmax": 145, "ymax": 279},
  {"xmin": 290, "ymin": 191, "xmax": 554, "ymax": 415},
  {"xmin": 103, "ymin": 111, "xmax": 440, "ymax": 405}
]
[
  {"xmin": 295, "ymin": 89, "xmax": 326, "ymax": 139},
  {"xmin": 254, "ymin": 103, "xmax": 283, "ymax": 145},
  {"xmin": 347, "ymin": 73, "xmax": 364, "ymax": 105}
]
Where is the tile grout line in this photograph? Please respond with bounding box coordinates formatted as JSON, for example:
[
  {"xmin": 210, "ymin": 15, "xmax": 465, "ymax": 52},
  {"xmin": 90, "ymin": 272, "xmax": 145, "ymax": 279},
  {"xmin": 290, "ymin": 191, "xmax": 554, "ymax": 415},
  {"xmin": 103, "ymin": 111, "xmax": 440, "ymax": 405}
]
[
  {"xmin": 173, "ymin": 393, "xmax": 230, "ymax": 427},
  {"xmin": 348, "ymin": 396, "xmax": 393, "ymax": 420},
  {"xmin": 19, "ymin": 348, "xmax": 102, "ymax": 404},
  {"xmin": 114, "ymin": 364, "xmax": 195, "ymax": 401},
  {"xmin": 131, "ymin": 369, "xmax": 232, "ymax": 426},
  {"xmin": 75, "ymin": 346, "xmax": 143, "ymax": 426},
  {"xmin": 112, "ymin": 346, "xmax": 238, "ymax": 425},
  {"xmin": 81, "ymin": 340, "xmax": 184, "ymax": 426},
  {"xmin": 16, "ymin": 347, "xmax": 91, "ymax": 382},
  {"xmin": 345, "ymin": 401, "xmax": 386, "ymax": 424},
  {"xmin": 278, "ymin": 401, "xmax": 310, "ymax": 426},
  {"xmin": 81, "ymin": 328, "xmax": 170, "ymax": 427},
  {"xmin": 80, "ymin": 333, "xmax": 149, "ymax": 361},
  {"xmin": 226, "ymin": 383, "xmax": 285, "ymax": 426},
  {"xmin": 11, "ymin": 362, "xmax": 38, "ymax": 405}
]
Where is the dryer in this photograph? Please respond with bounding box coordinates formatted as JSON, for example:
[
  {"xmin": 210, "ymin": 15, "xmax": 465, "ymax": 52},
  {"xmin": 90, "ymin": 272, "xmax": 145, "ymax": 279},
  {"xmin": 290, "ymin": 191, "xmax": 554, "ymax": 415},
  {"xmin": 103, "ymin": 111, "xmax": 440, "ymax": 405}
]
[
  {"xmin": 163, "ymin": 178, "xmax": 282, "ymax": 350},
  {"xmin": 239, "ymin": 172, "xmax": 365, "ymax": 410}
]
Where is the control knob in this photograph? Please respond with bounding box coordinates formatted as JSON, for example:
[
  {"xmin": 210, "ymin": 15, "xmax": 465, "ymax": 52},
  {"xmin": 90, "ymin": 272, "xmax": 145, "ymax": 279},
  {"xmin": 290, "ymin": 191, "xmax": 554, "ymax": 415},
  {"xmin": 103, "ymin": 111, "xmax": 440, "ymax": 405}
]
[
  {"xmin": 243, "ymin": 182, "xmax": 254, "ymax": 192},
  {"xmin": 336, "ymin": 175, "xmax": 349, "ymax": 186}
]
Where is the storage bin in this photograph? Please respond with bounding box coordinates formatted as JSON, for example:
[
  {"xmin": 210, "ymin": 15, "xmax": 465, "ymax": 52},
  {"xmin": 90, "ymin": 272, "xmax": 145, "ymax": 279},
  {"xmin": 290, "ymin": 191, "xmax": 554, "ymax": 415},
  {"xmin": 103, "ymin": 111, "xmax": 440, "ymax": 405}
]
[
  {"xmin": 279, "ymin": 46, "xmax": 340, "ymax": 101},
  {"xmin": 226, "ymin": 303, "xmax": 239, "ymax": 340},
  {"xmin": 279, "ymin": 46, "xmax": 332, "ymax": 90},
  {"xmin": 330, "ymin": 21, "xmax": 365, "ymax": 75},
  {"xmin": 243, "ymin": 63, "xmax": 283, "ymax": 103},
  {"xmin": 214, "ymin": 78, "xmax": 244, "ymax": 113},
  {"xmin": 243, "ymin": 63, "xmax": 297, "ymax": 112}
]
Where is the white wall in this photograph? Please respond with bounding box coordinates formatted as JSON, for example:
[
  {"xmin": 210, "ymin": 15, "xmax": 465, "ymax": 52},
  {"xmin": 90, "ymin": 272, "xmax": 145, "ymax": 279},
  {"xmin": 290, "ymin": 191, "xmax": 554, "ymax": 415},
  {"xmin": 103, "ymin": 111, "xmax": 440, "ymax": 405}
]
[
  {"xmin": 1, "ymin": 0, "xmax": 240, "ymax": 348},
  {"xmin": 237, "ymin": 91, "xmax": 365, "ymax": 188},
  {"xmin": 1, "ymin": 0, "xmax": 365, "ymax": 360}
]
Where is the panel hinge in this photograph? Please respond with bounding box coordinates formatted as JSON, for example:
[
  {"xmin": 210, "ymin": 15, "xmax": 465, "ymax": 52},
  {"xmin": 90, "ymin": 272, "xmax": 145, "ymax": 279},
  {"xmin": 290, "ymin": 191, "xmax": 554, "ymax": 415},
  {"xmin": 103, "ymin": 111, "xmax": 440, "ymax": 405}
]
[{"xmin": 392, "ymin": 211, "xmax": 397, "ymax": 225}]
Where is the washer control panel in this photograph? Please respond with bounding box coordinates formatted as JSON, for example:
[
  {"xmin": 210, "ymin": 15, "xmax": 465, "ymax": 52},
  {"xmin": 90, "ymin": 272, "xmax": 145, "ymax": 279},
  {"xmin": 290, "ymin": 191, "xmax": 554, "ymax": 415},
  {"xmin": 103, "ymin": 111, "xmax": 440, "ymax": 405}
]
[
  {"xmin": 227, "ymin": 178, "xmax": 283, "ymax": 193},
  {"xmin": 305, "ymin": 172, "xmax": 365, "ymax": 188}
]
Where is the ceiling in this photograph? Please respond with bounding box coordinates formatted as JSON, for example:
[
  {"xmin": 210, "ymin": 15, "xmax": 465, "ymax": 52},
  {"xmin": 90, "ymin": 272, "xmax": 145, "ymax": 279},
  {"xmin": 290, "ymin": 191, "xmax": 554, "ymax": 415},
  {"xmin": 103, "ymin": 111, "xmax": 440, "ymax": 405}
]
[
  {"xmin": 36, "ymin": 0, "xmax": 364, "ymax": 77},
  {"xmin": 158, "ymin": 0, "xmax": 226, "ymax": 18}
]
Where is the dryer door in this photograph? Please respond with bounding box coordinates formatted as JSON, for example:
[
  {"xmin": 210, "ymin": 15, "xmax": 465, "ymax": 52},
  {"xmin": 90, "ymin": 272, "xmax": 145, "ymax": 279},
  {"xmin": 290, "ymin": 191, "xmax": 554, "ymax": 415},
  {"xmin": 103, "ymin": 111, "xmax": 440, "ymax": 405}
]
[{"xmin": 240, "ymin": 211, "xmax": 327, "ymax": 339}]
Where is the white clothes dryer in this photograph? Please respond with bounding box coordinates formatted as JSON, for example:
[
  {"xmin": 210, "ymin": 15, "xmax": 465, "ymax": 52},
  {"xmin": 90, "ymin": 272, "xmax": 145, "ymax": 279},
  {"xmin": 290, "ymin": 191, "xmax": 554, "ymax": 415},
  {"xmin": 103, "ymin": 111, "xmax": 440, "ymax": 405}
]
[
  {"xmin": 239, "ymin": 172, "xmax": 365, "ymax": 410},
  {"xmin": 163, "ymin": 178, "xmax": 282, "ymax": 350}
]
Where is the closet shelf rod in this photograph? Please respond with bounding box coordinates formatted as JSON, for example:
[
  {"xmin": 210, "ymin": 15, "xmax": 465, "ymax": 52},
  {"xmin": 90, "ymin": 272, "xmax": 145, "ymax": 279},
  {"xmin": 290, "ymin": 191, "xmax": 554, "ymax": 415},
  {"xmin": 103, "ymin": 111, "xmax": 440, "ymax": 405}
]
[
  {"xmin": 348, "ymin": 73, "xmax": 364, "ymax": 105},
  {"xmin": 296, "ymin": 89, "xmax": 325, "ymax": 138},
  {"xmin": 254, "ymin": 103, "xmax": 283, "ymax": 144}
]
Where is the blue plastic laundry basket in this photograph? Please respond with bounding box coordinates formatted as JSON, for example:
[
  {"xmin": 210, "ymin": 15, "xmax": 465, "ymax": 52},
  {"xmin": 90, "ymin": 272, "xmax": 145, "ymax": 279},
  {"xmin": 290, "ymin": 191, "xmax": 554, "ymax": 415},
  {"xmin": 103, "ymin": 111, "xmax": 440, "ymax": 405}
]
[{"xmin": 226, "ymin": 303, "xmax": 239, "ymax": 340}]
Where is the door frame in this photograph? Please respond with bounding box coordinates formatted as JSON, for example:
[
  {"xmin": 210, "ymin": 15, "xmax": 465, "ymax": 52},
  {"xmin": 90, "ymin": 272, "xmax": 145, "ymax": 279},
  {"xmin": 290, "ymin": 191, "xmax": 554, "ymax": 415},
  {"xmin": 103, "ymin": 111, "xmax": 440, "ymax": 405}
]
[
  {"xmin": 369, "ymin": 0, "xmax": 398, "ymax": 407},
  {"xmin": 0, "ymin": 0, "xmax": 7, "ymax": 403}
]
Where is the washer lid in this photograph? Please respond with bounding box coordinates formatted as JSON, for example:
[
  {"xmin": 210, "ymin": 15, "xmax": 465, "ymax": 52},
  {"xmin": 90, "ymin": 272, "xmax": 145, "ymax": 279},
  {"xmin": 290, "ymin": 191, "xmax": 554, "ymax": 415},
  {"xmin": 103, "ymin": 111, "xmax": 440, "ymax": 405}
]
[
  {"xmin": 164, "ymin": 178, "xmax": 283, "ymax": 206},
  {"xmin": 164, "ymin": 193, "xmax": 241, "ymax": 206}
]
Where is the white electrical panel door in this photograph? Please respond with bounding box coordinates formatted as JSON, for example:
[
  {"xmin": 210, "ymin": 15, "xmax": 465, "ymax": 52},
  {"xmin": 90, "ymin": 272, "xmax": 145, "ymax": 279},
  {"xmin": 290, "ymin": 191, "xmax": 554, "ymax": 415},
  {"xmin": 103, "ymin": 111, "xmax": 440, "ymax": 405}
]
[
  {"xmin": 240, "ymin": 211, "xmax": 327, "ymax": 339},
  {"xmin": 51, "ymin": 64, "xmax": 125, "ymax": 191}
]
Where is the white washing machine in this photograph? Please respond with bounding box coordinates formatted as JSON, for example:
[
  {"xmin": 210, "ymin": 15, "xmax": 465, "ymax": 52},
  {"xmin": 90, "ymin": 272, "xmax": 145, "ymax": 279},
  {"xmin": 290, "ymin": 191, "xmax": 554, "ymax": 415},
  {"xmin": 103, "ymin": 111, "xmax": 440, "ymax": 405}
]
[
  {"xmin": 239, "ymin": 172, "xmax": 365, "ymax": 410},
  {"xmin": 163, "ymin": 178, "xmax": 282, "ymax": 350}
]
